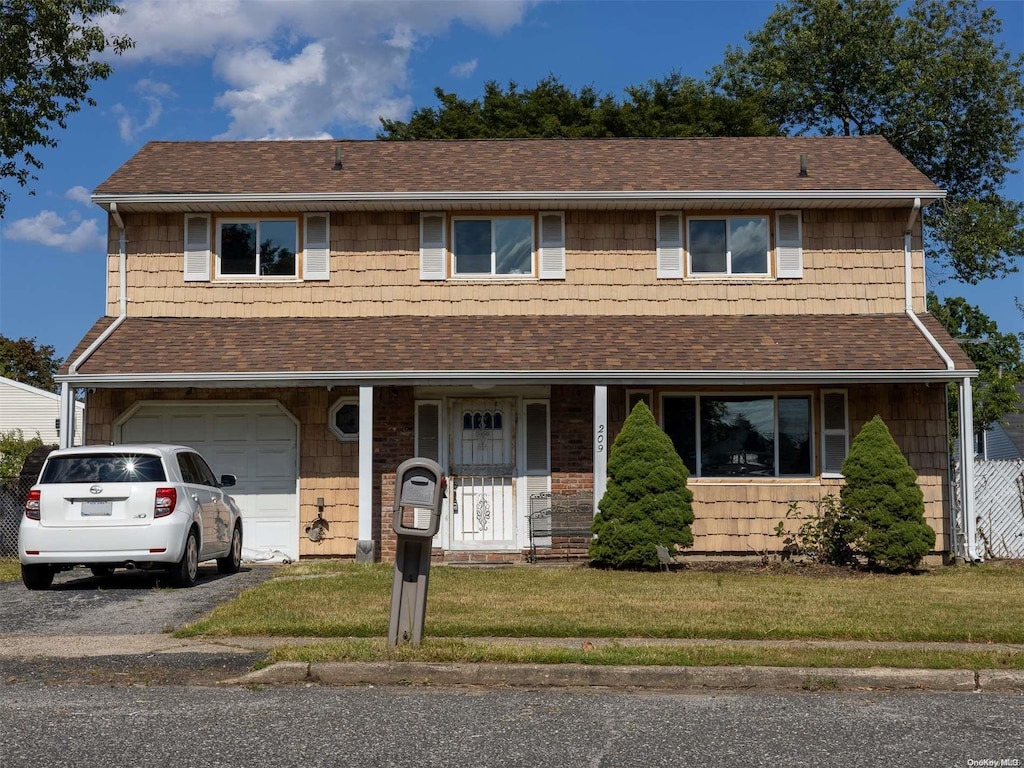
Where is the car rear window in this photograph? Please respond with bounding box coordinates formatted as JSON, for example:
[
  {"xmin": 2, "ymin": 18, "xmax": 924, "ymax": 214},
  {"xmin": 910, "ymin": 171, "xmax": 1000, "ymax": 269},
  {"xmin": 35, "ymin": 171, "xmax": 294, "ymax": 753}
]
[{"xmin": 39, "ymin": 454, "xmax": 167, "ymax": 484}]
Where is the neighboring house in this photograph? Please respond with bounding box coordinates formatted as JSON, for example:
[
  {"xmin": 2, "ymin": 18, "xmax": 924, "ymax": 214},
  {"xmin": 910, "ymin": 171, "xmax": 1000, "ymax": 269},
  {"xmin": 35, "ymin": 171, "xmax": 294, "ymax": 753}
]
[
  {"xmin": 58, "ymin": 137, "xmax": 980, "ymax": 563},
  {"xmin": 976, "ymin": 385, "xmax": 1024, "ymax": 460},
  {"xmin": 0, "ymin": 376, "xmax": 83, "ymax": 451}
]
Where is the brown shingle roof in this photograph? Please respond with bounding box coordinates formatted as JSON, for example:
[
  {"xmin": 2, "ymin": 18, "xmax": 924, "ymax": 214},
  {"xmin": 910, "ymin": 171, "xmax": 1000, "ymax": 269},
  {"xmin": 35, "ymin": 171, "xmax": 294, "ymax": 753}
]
[
  {"xmin": 61, "ymin": 314, "xmax": 973, "ymax": 381},
  {"xmin": 93, "ymin": 137, "xmax": 939, "ymax": 197}
]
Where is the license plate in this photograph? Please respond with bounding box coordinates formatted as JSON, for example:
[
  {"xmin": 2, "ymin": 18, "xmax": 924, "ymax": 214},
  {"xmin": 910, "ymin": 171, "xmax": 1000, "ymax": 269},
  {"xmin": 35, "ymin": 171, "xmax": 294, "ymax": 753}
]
[{"xmin": 81, "ymin": 501, "xmax": 113, "ymax": 516}]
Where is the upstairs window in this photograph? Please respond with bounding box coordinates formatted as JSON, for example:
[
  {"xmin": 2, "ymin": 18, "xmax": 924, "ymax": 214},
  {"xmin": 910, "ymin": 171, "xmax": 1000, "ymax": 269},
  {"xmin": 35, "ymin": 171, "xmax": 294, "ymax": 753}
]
[
  {"xmin": 218, "ymin": 219, "xmax": 298, "ymax": 278},
  {"xmin": 452, "ymin": 217, "xmax": 533, "ymax": 277},
  {"xmin": 688, "ymin": 216, "xmax": 769, "ymax": 276}
]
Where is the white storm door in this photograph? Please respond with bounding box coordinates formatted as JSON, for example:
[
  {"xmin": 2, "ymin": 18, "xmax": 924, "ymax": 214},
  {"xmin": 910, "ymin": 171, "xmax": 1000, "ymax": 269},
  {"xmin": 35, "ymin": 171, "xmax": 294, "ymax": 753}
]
[{"xmin": 448, "ymin": 399, "xmax": 516, "ymax": 550}]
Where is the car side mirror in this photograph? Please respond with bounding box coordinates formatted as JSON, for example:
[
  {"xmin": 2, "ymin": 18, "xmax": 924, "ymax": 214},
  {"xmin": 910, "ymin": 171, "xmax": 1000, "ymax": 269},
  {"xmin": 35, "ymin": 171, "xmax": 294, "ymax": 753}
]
[{"xmin": 219, "ymin": 474, "xmax": 237, "ymax": 488}]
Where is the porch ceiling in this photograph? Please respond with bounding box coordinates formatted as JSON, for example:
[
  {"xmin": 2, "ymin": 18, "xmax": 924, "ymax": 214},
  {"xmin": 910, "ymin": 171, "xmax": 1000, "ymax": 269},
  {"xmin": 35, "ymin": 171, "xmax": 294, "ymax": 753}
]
[{"xmin": 59, "ymin": 314, "xmax": 975, "ymax": 388}]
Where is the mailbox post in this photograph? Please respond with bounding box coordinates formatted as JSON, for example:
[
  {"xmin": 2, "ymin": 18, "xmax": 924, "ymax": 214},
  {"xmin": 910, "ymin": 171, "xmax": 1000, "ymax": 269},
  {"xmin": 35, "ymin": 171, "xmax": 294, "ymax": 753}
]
[{"xmin": 387, "ymin": 457, "xmax": 445, "ymax": 648}]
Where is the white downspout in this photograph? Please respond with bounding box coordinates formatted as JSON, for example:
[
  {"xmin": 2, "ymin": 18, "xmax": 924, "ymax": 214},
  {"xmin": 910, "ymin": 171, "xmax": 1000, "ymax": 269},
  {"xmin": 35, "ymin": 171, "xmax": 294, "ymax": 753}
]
[
  {"xmin": 902, "ymin": 198, "xmax": 979, "ymax": 561},
  {"xmin": 903, "ymin": 198, "xmax": 953, "ymax": 369},
  {"xmin": 960, "ymin": 376, "xmax": 981, "ymax": 561},
  {"xmin": 61, "ymin": 204, "xmax": 128, "ymax": 446}
]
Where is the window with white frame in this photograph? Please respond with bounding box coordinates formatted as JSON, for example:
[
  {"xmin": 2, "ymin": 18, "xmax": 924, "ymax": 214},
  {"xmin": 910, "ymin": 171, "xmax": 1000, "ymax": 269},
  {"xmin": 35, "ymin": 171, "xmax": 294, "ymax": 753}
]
[
  {"xmin": 329, "ymin": 398, "xmax": 359, "ymax": 441},
  {"xmin": 218, "ymin": 218, "xmax": 298, "ymax": 278},
  {"xmin": 452, "ymin": 216, "xmax": 534, "ymax": 277},
  {"xmin": 661, "ymin": 393, "xmax": 813, "ymax": 477},
  {"xmin": 688, "ymin": 216, "xmax": 770, "ymax": 276}
]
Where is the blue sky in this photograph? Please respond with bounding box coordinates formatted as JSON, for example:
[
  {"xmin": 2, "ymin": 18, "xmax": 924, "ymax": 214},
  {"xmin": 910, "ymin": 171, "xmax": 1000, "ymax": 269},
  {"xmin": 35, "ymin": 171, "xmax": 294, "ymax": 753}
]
[{"xmin": 0, "ymin": 0, "xmax": 1022, "ymax": 363}]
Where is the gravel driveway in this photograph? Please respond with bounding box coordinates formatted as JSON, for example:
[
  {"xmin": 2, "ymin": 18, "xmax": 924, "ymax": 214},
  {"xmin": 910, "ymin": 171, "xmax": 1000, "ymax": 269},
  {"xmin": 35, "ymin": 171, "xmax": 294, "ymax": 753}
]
[{"xmin": 0, "ymin": 563, "xmax": 276, "ymax": 636}]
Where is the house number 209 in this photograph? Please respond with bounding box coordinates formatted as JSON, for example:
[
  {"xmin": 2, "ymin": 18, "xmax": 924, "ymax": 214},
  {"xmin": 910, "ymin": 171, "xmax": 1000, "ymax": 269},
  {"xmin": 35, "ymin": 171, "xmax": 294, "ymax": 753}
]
[{"xmin": 596, "ymin": 424, "xmax": 606, "ymax": 453}]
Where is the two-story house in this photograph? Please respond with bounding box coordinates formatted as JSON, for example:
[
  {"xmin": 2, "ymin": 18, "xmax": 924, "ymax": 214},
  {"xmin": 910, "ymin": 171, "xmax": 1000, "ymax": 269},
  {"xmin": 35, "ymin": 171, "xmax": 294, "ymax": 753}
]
[{"xmin": 56, "ymin": 137, "xmax": 980, "ymax": 564}]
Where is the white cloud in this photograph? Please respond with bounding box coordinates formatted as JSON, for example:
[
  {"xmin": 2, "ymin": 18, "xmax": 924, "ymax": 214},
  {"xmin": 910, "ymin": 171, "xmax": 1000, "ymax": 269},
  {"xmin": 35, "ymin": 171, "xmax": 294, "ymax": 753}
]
[
  {"xmin": 4, "ymin": 211, "xmax": 105, "ymax": 253},
  {"xmin": 112, "ymin": 79, "xmax": 176, "ymax": 142},
  {"xmin": 450, "ymin": 59, "xmax": 478, "ymax": 78},
  {"xmin": 65, "ymin": 186, "xmax": 92, "ymax": 205},
  {"xmin": 99, "ymin": 0, "xmax": 533, "ymax": 138},
  {"xmin": 136, "ymin": 78, "xmax": 175, "ymax": 97}
]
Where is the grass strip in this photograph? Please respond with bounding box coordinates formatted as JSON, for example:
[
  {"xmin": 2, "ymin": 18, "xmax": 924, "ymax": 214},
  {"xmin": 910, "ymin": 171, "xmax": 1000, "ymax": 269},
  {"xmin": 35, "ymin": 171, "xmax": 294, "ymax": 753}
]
[
  {"xmin": 263, "ymin": 637, "xmax": 1024, "ymax": 671},
  {"xmin": 0, "ymin": 561, "xmax": 21, "ymax": 582},
  {"xmin": 179, "ymin": 561, "xmax": 1024, "ymax": 644}
]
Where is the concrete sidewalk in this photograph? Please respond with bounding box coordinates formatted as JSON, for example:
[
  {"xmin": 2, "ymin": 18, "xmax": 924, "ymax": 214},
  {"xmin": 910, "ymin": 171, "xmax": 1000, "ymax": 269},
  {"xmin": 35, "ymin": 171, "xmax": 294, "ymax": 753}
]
[{"xmin": 3, "ymin": 633, "xmax": 1023, "ymax": 692}]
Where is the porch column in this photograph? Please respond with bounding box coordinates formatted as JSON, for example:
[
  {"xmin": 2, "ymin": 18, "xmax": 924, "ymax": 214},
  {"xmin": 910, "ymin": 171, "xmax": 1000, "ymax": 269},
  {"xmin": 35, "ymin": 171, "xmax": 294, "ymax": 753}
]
[
  {"xmin": 593, "ymin": 385, "xmax": 608, "ymax": 510},
  {"xmin": 58, "ymin": 383, "xmax": 73, "ymax": 449},
  {"xmin": 356, "ymin": 385, "xmax": 375, "ymax": 563},
  {"xmin": 958, "ymin": 377, "xmax": 981, "ymax": 562}
]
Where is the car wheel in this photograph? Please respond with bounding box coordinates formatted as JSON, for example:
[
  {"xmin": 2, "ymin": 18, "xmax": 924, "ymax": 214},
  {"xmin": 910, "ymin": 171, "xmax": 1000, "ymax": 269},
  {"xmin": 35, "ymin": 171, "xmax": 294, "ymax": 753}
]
[
  {"xmin": 22, "ymin": 564, "xmax": 54, "ymax": 591},
  {"xmin": 217, "ymin": 524, "xmax": 242, "ymax": 574},
  {"xmin": 90, "ymin": 566, "xmax": 115, "ymax": 578},
  {"xmin": 170, "ymin": 528, "xmax": 200, "ymax": 587}
]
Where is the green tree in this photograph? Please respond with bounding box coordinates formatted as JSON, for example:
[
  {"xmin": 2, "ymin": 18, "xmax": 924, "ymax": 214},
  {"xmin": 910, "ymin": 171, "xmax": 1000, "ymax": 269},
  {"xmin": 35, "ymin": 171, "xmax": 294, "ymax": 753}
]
[
  {"xmin": 840, "ymin": 416, "xmax": 935, "ymax": 571},
  {"xmin": 928, "ymin": 293, "xmax": 1023, "ymax": 437},
  {"xmin": 0, "ymin": 0, "xmax": 134, "ymax": 217},
  {"xmin": 590, "ymin": 401, "xmax": 694, "ymax": 569},
  {"xmin": 379, "ymin": 74, "xmax": 779, "ymax": 140},
  {"xmin": 0, "ymin": 334, "xmax": 63, "ymax": 392},
  {"xmin": 0, "ymin": 429, "xmax": 45, "ymax": 477},
  {"xmin": 713, "ymin": 0, "xmax": 1024, "ymax": 286}
]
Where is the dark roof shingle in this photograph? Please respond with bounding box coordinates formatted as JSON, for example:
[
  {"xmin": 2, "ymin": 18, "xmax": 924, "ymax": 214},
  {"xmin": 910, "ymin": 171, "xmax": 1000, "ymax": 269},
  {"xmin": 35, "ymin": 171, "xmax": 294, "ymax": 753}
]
[
  {"xmin": 61, "ymin": 314, "xmax": 973, "ymax": 380},
  {"xmin": 94, "ymin": 137, "xmax": 939, "ymax": 197}
]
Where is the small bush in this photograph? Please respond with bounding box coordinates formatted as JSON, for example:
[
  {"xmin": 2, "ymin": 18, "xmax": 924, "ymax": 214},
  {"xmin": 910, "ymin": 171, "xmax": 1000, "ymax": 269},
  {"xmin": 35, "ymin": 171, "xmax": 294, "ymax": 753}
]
[
  {"xmin": 840, "ymin": 415, "xmax": 934, "ymax": 572},
  {"xmin": 0, "ymin": 430, "xmax": 45, "ymax": 478},
  {"xmin": 590, "ymin": 401, "xmax": 694, "ymax": 569},
  {"xmin": 775, "ymin": 494, "xmax": 858, "ymax": 565}
]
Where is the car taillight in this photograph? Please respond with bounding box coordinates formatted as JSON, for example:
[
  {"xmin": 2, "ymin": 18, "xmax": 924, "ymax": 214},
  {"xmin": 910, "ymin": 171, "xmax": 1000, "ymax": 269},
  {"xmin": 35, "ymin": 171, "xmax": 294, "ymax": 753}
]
[
  {"xmin": 154, "ymin": 487, "xmax": 177, "ymax": 518},
  {"xmin": 25, "ymin": 490, "xmax": 40, "ymax": 520}
]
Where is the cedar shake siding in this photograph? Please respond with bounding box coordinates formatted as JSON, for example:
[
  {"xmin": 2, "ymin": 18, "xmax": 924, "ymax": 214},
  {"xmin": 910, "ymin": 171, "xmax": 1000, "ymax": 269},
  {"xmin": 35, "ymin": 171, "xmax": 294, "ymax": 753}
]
[{"xmin": 107, "ymin": 209, "xmax": 926, "ymax": 319}]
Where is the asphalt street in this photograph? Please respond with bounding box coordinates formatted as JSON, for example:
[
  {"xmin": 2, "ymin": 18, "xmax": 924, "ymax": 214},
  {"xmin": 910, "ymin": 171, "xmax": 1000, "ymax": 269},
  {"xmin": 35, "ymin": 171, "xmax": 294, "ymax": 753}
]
[{"xmin": 2, "ymin": 684, "xmax": 1023, "ymax": 768}]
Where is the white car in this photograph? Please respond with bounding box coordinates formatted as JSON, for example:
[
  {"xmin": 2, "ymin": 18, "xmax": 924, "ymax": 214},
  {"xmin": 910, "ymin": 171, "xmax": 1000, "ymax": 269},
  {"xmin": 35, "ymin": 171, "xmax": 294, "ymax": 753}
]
[{"xmin": 19, "ymin": 444, "xmax": 243, "ymax": 590}]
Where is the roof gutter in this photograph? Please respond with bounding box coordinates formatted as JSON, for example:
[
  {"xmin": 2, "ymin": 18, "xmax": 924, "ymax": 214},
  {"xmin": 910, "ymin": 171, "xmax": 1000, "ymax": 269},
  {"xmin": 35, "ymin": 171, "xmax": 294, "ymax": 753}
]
[
  {"xmin": 57, "ymin": 368, "xmax": 975, "ymax": 388},
  {"xmin": 92, "ymin": 189, "xmax": 947, "ymax": 208}
]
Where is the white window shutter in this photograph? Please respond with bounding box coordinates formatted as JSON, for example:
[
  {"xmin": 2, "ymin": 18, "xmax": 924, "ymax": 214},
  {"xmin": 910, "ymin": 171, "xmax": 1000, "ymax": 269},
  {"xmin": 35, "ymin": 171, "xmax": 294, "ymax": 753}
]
[
  {"xmin": 414, "ymin": 402, "xmax": 442, "ymax": 534},
  {"xmin": 775, "ymin": 211, "xmax": 803, "ymax": 278},
  {"xmin": 184, "ymin": 214, "xmax": 211, "ymax": 282},
  {"xmin": 304, "ymin": 213, "xmax": 330, "ymax": 281},
  {"xmin": 420, "ymin": 213, "xmax": 446, "ymax": 280},
  {"xmin": 656, "ymin": 213, "xmax": 683, "ymax": 278},
  {"xmin": 538, "ymin": 212, "xmax": 566, "ymax": 279},
  {"xmin": 821, "ymin": 391, "xmax": 849, "ymax": 475}
]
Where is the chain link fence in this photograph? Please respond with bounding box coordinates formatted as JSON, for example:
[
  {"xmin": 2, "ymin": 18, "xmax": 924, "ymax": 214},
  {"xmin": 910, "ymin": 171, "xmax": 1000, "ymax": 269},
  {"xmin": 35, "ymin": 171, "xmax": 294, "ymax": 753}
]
[{"xmin": 1, "ymin": 475, "xmax": 30, "ymax": 560}]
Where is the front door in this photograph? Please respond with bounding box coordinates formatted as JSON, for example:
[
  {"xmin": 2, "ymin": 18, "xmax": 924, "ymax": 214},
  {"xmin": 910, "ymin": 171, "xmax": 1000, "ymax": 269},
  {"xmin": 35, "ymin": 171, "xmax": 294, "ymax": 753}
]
[{"xmin": 448, "ymin": 399, "xmax": 516, "ymax": 549}]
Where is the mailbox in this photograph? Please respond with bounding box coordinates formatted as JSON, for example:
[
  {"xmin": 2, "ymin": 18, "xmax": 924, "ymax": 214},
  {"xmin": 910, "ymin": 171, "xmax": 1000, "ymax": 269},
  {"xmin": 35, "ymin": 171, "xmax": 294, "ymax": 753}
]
[
  {"xmin": 392, "ymin": 457, "xmax": 445, "ymax": 539},
  {"xmin": 388, "ymin": 457, "xmax": 446, "ymax": 648}
]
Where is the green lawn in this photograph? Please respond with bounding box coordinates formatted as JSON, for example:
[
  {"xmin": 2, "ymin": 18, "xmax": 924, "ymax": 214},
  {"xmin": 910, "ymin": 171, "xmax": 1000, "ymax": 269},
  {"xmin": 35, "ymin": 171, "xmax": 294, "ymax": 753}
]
[
  {"xmin": 180, "ymin": 561, "xmax": 1024, "ymax": 644},
  {"xmin": 0, "ymin": 561, "xmax": 20, "ymax": 582}
]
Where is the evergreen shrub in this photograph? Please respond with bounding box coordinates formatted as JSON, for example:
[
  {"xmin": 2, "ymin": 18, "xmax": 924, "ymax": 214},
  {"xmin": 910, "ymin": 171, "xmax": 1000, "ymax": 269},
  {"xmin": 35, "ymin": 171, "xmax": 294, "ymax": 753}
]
[
  {"xmin": 590, "ymin": 401, "xmax": 694, "ymax": 569},
  {"xmin": 840, "ymin": 415, "xmax": 934, "ymax": 571}
]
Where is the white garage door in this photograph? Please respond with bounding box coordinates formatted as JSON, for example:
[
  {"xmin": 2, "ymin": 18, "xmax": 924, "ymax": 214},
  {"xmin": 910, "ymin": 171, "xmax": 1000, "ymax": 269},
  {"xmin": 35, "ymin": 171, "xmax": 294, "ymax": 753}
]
[{"xmin": 119, "ymin": 402, "xmax": 299, "ymax": 560}]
